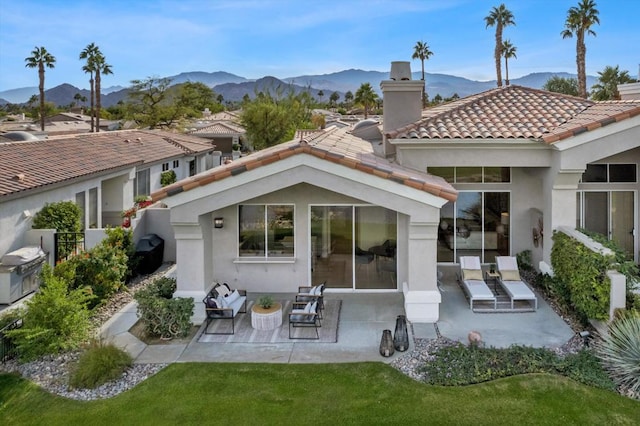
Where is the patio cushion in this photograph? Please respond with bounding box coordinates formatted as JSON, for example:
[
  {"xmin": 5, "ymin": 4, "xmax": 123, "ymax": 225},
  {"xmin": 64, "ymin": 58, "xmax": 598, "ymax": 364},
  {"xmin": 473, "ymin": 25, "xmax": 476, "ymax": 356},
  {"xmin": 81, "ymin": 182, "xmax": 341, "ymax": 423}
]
[
  {"xmin": 500, "ymin": 269, "xmax": 521, "ymax": 281},
  {"xmin": 304, "ymin": 302, "xmax": 312, "ymax": 313},
  {"xmin": 206, "ymin": 297, "xmax": 219, "ymax": 309},
  {"xmin": 462, "ymin": 269, "xmax": 484, "ymax": 281},
  {"xmin": 215, "ymin": 283, "xmax": 232, "ymax": 297},
  {"xmin": 223, "ymin": 290, "xmax": 241, "ymax": 306}
]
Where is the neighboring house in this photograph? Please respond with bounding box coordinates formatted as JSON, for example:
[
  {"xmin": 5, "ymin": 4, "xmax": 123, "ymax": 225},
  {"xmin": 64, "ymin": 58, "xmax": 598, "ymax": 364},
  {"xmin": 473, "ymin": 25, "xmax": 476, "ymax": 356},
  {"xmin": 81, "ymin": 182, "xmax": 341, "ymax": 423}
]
[
  {"xmin": 0, "ymin": 129, "xmax": 218, "ymax": 260},
  {"xmin": 150, "ymin": 61, "xmax": 640, "ymax": 325},
  {"xmin": 189, "ymin": 121, "xmax": 246, "ymax": 156}
]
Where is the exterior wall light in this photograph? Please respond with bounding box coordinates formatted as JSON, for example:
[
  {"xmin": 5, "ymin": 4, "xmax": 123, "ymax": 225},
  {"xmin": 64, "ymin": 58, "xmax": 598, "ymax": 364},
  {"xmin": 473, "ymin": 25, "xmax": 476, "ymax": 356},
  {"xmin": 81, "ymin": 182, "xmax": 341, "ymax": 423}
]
[{"xmin": 214, "ymin": 217, "xmax": 224, "ymax": 229}]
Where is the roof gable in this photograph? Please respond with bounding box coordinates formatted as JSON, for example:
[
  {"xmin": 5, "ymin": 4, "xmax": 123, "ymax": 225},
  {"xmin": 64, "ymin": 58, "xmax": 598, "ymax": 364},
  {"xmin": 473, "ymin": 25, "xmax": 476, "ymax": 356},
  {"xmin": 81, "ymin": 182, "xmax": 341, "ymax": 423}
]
[
  {"xmin": 152, "ymin": 126, "xmax": 457, "ymax": 203},
  {"xmin": 387, "ymin": 85, "xmax": 640, "ymax": 143}
]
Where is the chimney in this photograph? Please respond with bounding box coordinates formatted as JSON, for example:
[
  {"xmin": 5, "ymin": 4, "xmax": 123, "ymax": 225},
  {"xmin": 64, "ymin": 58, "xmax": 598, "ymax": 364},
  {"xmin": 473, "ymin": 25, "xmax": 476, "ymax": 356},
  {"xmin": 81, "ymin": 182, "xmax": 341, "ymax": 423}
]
[{"xmin": 380, "ymin": 61, "xmax": 423, "ymax": 157}]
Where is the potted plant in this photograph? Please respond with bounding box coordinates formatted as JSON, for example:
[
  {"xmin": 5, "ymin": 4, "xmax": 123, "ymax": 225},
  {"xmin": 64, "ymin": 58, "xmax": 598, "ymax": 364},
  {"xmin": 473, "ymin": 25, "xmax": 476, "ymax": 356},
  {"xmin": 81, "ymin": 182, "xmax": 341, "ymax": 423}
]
[
  {"xmin": 489, "ymin": 263, "xmax": 496, "ymax": 274},
  {"xmin": 257, "ymin": 295, "xmax": 274, "ymax": 309}
]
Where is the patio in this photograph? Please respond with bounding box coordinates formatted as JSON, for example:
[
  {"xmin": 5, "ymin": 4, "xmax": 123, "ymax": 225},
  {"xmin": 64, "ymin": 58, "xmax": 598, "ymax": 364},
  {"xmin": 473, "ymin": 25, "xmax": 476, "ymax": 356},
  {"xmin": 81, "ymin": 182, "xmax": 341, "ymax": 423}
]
[{"xmin": 101, "ymin": 265, "xmax": 575, "ymax": 364}]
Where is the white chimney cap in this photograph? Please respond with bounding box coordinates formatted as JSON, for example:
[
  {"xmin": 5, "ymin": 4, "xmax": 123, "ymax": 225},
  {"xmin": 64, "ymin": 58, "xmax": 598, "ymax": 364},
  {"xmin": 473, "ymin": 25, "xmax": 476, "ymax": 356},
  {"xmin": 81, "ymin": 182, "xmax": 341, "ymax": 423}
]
[{"xmin": 390, "ymin": 61, "xmax": 412, "ymax": 81}]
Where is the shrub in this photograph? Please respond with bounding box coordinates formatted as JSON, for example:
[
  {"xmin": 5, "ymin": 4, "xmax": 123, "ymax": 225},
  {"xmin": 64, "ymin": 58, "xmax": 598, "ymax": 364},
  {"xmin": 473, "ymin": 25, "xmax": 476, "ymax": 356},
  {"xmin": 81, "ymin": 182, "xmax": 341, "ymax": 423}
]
[
  {"xmin": 551, "ymin": 231, "xmax": 613, "ymax": 320},
  {"xmin": 594, "ymin": 312, "xmax": 640, "ymax": 398},
  {"xmin": 5, "ymin": 265, "xmax": 92, "ymax": 362},
  {"xmin": 134, "ymin": 277, "xmax": 192, "ymax": 339},
  {"xmin": 69, "ymin": 340, "xmax": 132, "ymax": 389},
  {"xmin": 516, "ymin": 250, "xmax": 533, "ymax": 271},
  {"xmin": 557, "ymin": 349, "xmax": 616, "ymax": 391},
  {"xmin": 160, "ymin": 170, "xmax": 176, "ymax": 187},
  {"xmin": 103, "ymin": 226, "xmax": 138, "ymax": 282},
  {"xmin": 32, "ymin": 201, "xmax": 81, "ymax": 233}
]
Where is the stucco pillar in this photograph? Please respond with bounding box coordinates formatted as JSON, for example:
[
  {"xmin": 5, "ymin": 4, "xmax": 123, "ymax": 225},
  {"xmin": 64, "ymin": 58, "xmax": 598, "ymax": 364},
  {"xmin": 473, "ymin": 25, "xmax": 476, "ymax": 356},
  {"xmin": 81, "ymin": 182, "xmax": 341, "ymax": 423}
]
[
  {"xmin": 403, "ymin": 220, "xmax": 441, "ymax": 322},
  {"xmin": 173, "ymin": 223, "xmax": 208, "ymax": 324},
  {"xmin": 542, "ymin": 169, "xmax": 583, "ymax": 265}
]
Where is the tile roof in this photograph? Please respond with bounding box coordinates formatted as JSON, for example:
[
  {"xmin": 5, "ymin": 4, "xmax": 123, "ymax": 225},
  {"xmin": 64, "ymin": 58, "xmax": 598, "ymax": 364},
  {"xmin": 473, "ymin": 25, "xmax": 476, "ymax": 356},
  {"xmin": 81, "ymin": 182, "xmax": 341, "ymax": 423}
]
[
  {"xmin": 0, "ymin": 129, "xmax": 215, "ymax": 199},
  {"xmin": 387, "ymin": 85, "xmax": 640, "ymax": 143},
  {"xmin": 152, "ymin": 126, "xmax": 457, "ymax": 202},
  {"xmin": 189, "ymin": 121, "xmax": 245, "ymax": 135}
]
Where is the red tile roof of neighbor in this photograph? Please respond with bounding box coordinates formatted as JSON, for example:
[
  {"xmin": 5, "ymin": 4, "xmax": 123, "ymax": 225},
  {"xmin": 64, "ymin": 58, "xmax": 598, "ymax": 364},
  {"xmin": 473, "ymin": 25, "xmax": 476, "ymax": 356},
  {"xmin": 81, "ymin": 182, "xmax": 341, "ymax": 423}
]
[
  {"xmin": 152, "ymin": 126, "xmax": 458, "ymax": 202},
  {"xmin": 189, "ymin": 121, "xmax": 245, "ymax": 135},
  {"xmin": 0, "ymin": 129, "xmax": 215, "ymax": 198},
  {"xmin": 388, "ymin": 85, "xmax": 640, "ymax": 143}
]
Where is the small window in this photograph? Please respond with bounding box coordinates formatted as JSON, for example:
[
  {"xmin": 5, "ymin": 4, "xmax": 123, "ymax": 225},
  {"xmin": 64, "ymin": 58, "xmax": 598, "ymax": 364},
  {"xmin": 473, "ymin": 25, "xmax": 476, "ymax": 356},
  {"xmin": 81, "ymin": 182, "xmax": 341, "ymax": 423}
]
[
  {"xmin": 484, "ymin": 167, "xmax": 510, "ymax": 183},
  {"xmin": 162, "ymin": 162, "xmax": 169, "ymax": 172},
  {"xmin": 456, "ymin": 167, "xmax": 483, "ymax": 183},
  {"xmin": 173, "ymin": 160, "xmax": 179, "ymax": 168},
  {"xmin": 135, "ymin": 169, "xmax": 150, "ymax": 197},
  {"xmin": 583, "ymin": 164, "xmax": 607, "ymax": 182},
  {"xmin": 609, "ymin": 164, "xmax": 636, "ymax": 183},
  {"xmin": 428, "ymin": 167, "xmax": 454, "ymax": 183}
]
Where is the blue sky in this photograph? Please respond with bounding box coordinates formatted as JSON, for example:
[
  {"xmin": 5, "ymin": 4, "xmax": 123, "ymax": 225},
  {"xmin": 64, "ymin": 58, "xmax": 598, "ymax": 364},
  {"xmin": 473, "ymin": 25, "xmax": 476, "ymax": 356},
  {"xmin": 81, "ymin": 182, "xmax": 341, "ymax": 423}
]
[{"xmin": 0, "ymin": 0, "xmax": 638, "ymax": 92}]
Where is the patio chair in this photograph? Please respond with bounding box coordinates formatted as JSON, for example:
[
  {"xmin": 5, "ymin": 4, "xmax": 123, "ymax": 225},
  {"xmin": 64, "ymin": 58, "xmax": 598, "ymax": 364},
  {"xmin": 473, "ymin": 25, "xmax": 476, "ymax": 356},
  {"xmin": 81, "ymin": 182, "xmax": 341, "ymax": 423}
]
[
  {"xmin": 202, "ymin": 283, "xmax": 247, "ymax": 335},
  {"xmin": 495, "ymin": 256, "xmax": 538, "ymax": 310},
  {"xmin": 296, "ymin": 281, "xmax": 325, "ymax": 317},
  {"xmin": 289, "ymin": 300, "xmax": 321, "ymax": 339},
  {"xmin": 458, "ymin": 256, "xmax": 497, "ymax": 309}
]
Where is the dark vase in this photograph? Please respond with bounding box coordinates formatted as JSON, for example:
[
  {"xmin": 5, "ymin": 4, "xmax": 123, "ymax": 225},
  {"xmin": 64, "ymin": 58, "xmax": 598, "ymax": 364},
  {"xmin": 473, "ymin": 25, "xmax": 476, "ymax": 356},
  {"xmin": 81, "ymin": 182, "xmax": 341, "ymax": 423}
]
[
  {"xmin": 379, "ymin": 329, "xmax": 395, "ymax": 357},
  {"xmin": 393, "ymin": 315, "xmax": 409, "ymax": 352}
]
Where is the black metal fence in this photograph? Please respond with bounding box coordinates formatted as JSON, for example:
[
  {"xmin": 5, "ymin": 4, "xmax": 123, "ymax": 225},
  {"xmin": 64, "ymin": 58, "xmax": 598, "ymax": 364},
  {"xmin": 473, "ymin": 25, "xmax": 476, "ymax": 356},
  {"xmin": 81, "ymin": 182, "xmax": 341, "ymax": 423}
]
[
  {"xmin": 0, "ymin": 318, "xmax": 22, "ymax": 363},
  {"xmin": 54, "ymin": 232, "xmax": 85, "ymax": 263}
]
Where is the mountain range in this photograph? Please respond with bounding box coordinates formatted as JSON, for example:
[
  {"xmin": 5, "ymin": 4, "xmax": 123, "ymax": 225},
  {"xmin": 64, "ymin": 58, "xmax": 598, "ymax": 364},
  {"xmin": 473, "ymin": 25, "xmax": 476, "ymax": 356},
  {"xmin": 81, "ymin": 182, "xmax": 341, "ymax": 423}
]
[{"xmin": 0, "ymin": 70, "xmax": 596, "ymax": 108}]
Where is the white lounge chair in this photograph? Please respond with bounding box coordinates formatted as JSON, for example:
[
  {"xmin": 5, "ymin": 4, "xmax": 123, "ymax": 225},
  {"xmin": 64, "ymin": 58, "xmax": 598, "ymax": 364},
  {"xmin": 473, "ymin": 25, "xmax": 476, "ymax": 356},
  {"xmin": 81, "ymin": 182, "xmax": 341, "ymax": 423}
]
[
  {"xmin": 495, "ymin": 256, "xmax": 538, "ymax": 310},
  {"xmin": 459, "ymin": 256, "xmax": 497, "ymax": 309}
]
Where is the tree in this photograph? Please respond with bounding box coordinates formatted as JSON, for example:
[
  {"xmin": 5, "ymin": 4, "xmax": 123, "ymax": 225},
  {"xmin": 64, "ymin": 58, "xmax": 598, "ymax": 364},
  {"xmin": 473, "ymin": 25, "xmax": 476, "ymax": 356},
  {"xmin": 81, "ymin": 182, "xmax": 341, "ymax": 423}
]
[
  {"xmin": 562, "ymin": 0, "xmax": 600, "ymax": 98},
  {"xmin": 24, "ymin": 46, "xmax": 56, "ymax": 131},
  {"xmin": 80, "ymin": 43, "xmax": 112, "ymax": 132},
  {"xmin": 543, "ymin": 76, "xmax": 579, "ymax": 96},
  {"xmin": 485, "ymin": 4, "xmax": 515, "ymax": 87},
  {"xmin": 412, "ymin": 40, "xmax": 434, "ymax": 106},
  {"xmin": 73, "ymin": 93, "xmax": 82, "ymax": 108},
  {"xmin": 590, "ymin": 65, "xmax": 636, "ymax": 100},
  {"xmin": 329, "ymin": 91, "xmax": 340, "ymax": 108},
  {"xmin": 344, "ymin": 91, "xmax": 354, "ymax": 109},
  {"xmin": 317, "ymin": 90, "xmax": 324, "ymax": 105},
  {"xmin": 127, "ymin": 77, "xmax": 177, "ymax": 129},
  {"xmin": 501, "ymin": 39, "xmax": 517, "ymax": 86},
  {"xmin": 175, "ymin": 81, "xmax": 220, "ymax": 117},
  {"xmin": 354, "ymin": 83, "xmax": 378, "ymax": 119}
]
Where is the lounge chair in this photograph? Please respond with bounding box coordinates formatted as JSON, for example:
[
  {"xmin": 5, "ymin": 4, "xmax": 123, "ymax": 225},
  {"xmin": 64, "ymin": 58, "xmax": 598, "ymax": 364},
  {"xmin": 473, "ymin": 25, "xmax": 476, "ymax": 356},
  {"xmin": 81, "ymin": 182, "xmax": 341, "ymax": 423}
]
[
  {"xmin": 289, "ymin": 301, "xmax": 321, "ymax": 339},
  {"xmin": 458, "ymin": 256, "xmax": 497, "ymax": 309},
  {"xmin": 202, "ymin": 283, "xmax": 247, "ymax": 335},
  {"xmin": 296, "ymin": 282, "xmax": 325, "ymax": 317},
  {"xmin": 495, "ymin": 256, "xmax": 538, "ymax": 310}
]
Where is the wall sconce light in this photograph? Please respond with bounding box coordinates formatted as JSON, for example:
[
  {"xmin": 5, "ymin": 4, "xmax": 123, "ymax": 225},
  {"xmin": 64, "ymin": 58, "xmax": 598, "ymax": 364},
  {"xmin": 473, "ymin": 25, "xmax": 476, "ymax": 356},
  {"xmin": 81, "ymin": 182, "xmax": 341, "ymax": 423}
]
[{"xmin": 214, "ymin": 217, "xmax": 224, "ymax": 229}]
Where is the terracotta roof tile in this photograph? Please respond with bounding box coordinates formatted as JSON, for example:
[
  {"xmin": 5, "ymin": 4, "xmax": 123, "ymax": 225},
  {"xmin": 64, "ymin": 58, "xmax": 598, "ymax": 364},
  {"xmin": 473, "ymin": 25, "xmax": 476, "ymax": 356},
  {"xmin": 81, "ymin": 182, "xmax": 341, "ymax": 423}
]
[
  {"xmin": 151, "ymin": 126, "xmax": 457, "ymax": 203},
  {"xmin": 0, "ymin": 129, "xmax": 215, "ymax": 199},
  {"xmin": 389, "ymin": 86, "xmax": 640, "ymax": 144}
]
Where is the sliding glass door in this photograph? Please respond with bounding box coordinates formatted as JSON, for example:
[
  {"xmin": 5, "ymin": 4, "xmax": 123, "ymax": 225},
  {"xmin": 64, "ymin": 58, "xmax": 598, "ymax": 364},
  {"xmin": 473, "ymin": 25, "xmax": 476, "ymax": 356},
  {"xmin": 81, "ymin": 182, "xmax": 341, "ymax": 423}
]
[{"xmin": 310, "ymin": 205, "xmax": 397, "ymax": 290}]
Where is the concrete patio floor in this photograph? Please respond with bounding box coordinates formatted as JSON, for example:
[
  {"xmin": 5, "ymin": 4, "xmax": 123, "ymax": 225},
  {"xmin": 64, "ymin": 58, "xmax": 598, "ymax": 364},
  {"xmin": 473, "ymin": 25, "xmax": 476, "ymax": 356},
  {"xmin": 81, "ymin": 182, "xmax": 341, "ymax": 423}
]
[{"xmin": 100, "ymin": 267, "xmax": 575, "ymax": 365}]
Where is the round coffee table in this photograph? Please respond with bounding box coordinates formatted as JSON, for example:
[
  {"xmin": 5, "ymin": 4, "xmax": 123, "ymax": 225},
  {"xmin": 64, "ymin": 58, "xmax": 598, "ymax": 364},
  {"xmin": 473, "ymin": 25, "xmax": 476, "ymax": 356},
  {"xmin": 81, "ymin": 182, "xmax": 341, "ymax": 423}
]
[{"xmin": 251, "ymin": 302, "xmax": 283, "ymax": 330}]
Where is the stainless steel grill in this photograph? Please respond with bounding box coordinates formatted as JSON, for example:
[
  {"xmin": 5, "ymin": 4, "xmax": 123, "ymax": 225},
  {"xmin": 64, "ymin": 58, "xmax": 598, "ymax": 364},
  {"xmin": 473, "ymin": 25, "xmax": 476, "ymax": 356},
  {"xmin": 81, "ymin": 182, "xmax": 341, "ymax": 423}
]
[{"xmin": 0, "ymin": 246, "xmax": 47, "ymax": 305}]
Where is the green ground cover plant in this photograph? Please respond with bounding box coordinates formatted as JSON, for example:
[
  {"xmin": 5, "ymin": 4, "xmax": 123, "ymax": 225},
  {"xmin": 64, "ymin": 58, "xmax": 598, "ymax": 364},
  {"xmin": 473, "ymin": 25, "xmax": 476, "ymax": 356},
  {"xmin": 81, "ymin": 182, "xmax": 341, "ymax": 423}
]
[
  {"xmin": 134, "ymin": 277, "xmax": 193, "ymax": 339},
  {"xmin": 420, "ymin": 343, "xmax": 615, "ymax": 391},
  {"xmin": 1, "ymin": 363, "xmax": 638, "ymax": 425}
]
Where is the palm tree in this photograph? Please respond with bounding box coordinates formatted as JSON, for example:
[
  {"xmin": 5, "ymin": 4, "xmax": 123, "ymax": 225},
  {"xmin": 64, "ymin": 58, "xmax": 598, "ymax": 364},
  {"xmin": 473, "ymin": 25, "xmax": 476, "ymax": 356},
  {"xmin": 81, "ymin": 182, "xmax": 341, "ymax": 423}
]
[
  {"xmin": 411, "ymin": 40, "xmax": 434, "ymax": 107},
  {"xmin": 354, "ymin": 83, "xmax": 378, "ymax": 119},
  {"xmin": 80, "ymin": 43, "xmax": 99, "ymax": 131},
  {"xmin": 561, "ymin": 0, "xmax": 600, "ymax": 98},
  {"xmin": 501, "ymin": 40, "xmax": 517, "ymax": 86},
  {"xmin": 590, "ymin": 65, "xmax": 636, "ymax": 100},
  {"xmin": 484, "ymin": 4, "xmax": 515, "ymax": 87},
  {"xmin": 93, "ymin": 53, "xmax": 113, "ymax": 132},
  {"xmin": 24, "ymin": 46, "xmax": 56, "ymax": 131}
]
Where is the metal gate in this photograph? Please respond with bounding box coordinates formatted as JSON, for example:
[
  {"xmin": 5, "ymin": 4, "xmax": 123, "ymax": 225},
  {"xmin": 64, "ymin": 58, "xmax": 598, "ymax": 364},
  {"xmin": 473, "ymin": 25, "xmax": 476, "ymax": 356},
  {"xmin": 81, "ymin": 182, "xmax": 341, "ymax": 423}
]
[{"xmin": 54, "ymin": 232, "xmax": 85, "ymax": 263}]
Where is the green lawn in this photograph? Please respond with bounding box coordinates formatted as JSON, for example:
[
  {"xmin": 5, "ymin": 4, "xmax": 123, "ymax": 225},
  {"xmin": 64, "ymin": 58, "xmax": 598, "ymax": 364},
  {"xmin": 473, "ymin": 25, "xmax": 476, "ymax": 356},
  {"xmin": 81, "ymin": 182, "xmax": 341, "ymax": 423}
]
[{"xmin": 1, "ymin": 363, "xmax": 638, "ymax": 425}]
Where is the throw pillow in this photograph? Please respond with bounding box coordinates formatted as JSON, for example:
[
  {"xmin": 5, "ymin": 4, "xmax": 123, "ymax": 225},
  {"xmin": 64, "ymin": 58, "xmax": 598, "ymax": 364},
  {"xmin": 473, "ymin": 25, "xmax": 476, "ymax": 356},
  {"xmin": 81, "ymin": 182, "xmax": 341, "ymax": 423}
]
[
  {"xmin": 206, "ymin": 297, "xmax": 218, "ymax": 309},
  {"xmin": 304, "ymin": 302, "xmax": 312, "ymax": 313},
  {"xmin": 225, "ymin": 290, "xmax": 241, "ymax": 305},
  {"xmin": 307, "ymin": 285, "xmax": 317, "ymax": 295},
  {"xmin": 215, "ymin": 283, "xmax": 231, "ymax": 297},
  {"xmin": 462, "ymin": 269, "xmax": 484, "ymax": 281},
  {"xmin": 500, "ymin": 269, "xmax": 521, "ymax": 281},
  {"xmin": 310, "ymin": 301, "xmax": 318, "ymax": 313}
]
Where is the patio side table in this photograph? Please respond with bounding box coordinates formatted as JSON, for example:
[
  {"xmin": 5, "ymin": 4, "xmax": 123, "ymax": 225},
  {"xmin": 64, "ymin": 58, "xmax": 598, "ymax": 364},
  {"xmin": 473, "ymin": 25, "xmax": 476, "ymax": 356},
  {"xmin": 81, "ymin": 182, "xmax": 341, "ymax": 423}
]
[
  {"xmin": 251, "ymin": 302, "xmax": 283, "ymax": 330},
  {"xmin": 485, "ymin": 271, "xmax": 500, "ymax": 293}
]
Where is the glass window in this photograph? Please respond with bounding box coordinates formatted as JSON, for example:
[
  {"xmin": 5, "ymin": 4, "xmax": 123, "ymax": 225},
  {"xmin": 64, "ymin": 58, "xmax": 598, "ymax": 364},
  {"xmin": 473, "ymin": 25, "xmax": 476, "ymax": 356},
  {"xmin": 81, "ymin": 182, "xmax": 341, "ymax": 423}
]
[
  {"xmin": 609, "ymin": 164, "xmax": 636, "ymax": 183},
  {"xmin": 89, "ymin": 187, "xmax": 98, "ymax": 228},
  {"xmin": 162, "ymin": 162, "xmax": 169, "ymax": 172},
  {"xmin": 75, "ymin": 192, "xmax": 86, "ymax": 229},
  {"xmin": 582, "ymin": 164, "xmax": 607, "ymax": 182},
  {"xmin": 135, "ymin": 169, "xmax": 150, "ymax": 197},
  {"xmin": 239, "ymin": 205, "xmax": 294, "ymax": 258},
  {"xmin": 428, "ymin": 167, "xmax": 454, "ymax": 183},
  {"xmin": 484, "ymin": 167, "xmax": 510, "ymax": 183},
  {"xmin": 173, "ymin": 160, "xmax": 179, "ymax": 168},
  {"xmin": 456, "ymin": 167, "xmax": 483, "ymax": 183}
]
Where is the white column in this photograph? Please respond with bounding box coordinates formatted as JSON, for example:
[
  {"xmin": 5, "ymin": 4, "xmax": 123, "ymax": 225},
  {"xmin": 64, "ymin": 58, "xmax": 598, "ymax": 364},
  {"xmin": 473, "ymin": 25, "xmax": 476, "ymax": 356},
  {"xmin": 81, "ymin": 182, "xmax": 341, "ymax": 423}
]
[
  {"xmin": 173, "ymin": 223, "xmax": 208, "ymax": 324},
  {"xmin": 403, "ymin": 220, "xmax": 441, "ymax": 322}
]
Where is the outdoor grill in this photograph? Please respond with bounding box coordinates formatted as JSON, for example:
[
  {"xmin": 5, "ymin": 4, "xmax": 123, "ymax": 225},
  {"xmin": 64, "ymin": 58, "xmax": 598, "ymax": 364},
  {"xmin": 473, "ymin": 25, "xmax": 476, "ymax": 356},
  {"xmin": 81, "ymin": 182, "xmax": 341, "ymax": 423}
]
[{"xmin": 0, "ymin": 246, "xmax": 48, "ymax": 304}]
